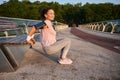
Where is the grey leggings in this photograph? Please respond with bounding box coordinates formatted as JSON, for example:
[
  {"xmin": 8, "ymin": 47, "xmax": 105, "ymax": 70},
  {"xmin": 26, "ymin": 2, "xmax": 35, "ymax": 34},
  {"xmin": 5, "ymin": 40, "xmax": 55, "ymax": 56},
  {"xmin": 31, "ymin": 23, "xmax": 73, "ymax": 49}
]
[{"xmin": 43, "ymin": 38, "xmax": 71, "ymax": 58}]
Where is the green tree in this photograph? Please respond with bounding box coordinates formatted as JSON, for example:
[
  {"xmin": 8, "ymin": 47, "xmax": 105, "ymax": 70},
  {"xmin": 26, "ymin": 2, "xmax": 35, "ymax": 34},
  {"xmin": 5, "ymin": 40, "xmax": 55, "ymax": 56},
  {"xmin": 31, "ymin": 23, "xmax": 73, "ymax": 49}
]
[{"xmin": 0, "ymin": 0, "xmax": 119, "ymax": 25}]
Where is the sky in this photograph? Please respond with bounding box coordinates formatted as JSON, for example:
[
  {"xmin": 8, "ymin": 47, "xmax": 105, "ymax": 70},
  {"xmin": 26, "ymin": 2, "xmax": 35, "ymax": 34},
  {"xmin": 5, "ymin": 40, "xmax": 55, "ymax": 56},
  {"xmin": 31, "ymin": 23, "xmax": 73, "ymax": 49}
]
[{"xmin": 0, "ymin": 0, "xmax": 120, "ymax": 5}]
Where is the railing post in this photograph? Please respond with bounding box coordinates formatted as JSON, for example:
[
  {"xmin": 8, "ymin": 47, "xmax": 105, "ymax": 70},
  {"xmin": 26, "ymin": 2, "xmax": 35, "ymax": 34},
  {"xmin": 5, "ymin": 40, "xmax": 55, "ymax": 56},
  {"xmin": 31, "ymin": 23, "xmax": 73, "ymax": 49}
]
[
  {"xmin": 102, "ymin": 23, "xmax": 107, "ymax": 32},
  {"xmin": 4, "ymin": 31, "xmax": 8, "ymax": 37},
  {"xmin": 94, "ymin": 24, "xmax": 98, "ymax": 30},
  {"xmin": 110, "ymin": 22, "xmax": 117, "ymax": 34},
  {"xmin": 91, "ymin": 24, "xmax": 94, "ymax": 30},
  {"xmin": 23, "ymin": 23, "xmax": 29, "ymax": 34},
  {"xmin": 97, "ymin": 23, "xmax": 101, "ymax": 31}
]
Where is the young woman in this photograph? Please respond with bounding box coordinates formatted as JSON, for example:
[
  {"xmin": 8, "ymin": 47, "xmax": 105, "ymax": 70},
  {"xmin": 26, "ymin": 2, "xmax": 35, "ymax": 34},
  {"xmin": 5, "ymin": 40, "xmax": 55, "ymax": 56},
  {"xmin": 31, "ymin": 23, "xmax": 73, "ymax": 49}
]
[{"xmin": 26, "ymin": 8, "xmax": 72, "ymax": 64}]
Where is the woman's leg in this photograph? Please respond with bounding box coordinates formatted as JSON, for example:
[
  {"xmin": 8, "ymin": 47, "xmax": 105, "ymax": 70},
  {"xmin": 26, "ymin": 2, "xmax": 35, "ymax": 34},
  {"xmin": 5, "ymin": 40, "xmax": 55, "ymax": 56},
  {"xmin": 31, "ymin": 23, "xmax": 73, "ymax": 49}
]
[{"xmin": 44, "ymin": 38, "xmax": 71, "ymax": 58}]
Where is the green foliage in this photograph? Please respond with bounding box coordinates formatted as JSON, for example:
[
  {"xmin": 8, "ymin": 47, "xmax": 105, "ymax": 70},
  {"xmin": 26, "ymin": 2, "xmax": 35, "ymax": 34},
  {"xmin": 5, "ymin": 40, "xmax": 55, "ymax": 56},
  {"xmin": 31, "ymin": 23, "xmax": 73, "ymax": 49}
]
[{"xmin": 0, "ymin": 0, "xmax": 120, "ymax": 26}]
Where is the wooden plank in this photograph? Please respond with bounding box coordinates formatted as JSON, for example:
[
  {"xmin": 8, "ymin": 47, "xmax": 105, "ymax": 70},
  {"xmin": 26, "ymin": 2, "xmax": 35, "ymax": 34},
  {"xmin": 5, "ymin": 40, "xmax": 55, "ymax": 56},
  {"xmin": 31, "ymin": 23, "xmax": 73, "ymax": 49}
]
[
  {"xmin": 0, "ymin": 28, "xmax": 20, "ymax": 32},
  {"xmin": 0, "ymin": 19, "xmax": 18, "ymax": 32},
  {"xmin": 5, "ymin": 34, "xmax": 27, "ymax": 42},
  {"xmin": 0, "ymin": 34, "xmax": 39, "ymax": 45},
  {"xmin": 0, "ymin": 35, "xmax": 28, "ymax": 45}
]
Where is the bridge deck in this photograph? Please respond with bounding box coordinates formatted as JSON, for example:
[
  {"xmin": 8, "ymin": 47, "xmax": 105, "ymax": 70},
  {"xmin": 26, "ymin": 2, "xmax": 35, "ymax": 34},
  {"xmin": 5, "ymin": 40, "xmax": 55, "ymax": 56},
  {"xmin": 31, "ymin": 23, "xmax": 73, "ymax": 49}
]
[{"xmin": 0, "ymin": 28, "xmax": 120, "ymax": 80}]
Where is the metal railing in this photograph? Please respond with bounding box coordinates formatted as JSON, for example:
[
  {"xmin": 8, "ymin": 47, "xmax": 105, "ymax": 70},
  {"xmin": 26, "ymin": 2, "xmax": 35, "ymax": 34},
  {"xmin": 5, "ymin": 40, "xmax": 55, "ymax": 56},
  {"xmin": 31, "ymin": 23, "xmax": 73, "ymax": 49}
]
[{"xmin": 79, "ymin": 20, "xmax": 120, "ymax": 34}]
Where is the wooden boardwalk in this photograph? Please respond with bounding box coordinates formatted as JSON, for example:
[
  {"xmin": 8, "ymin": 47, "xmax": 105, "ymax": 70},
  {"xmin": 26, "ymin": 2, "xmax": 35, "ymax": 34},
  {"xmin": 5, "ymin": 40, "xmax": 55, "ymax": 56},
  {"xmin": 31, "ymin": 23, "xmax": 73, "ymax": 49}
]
[{"xmin": 0, "ymin": 28, "xmax": 120, "ymax": 80}]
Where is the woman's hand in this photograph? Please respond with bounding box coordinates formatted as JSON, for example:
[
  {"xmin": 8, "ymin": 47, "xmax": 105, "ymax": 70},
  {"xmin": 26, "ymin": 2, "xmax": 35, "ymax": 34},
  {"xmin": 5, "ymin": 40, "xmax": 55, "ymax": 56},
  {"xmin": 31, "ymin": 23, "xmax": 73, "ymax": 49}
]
[{"xmin": 27, "ymin": 38, "xmax": 36, "ymax": 48}]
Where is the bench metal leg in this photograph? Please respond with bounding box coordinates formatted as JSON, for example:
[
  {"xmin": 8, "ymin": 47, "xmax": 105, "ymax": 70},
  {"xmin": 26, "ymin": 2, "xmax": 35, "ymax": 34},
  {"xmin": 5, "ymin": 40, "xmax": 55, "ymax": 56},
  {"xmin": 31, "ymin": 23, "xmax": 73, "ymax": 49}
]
[
  {"xmin": 0, "ymin": 49, "xmax": 14, "ymax": 72},
  {"xmin": 0, "ymin": 45, "xmax": 29, "ymax": 72}
]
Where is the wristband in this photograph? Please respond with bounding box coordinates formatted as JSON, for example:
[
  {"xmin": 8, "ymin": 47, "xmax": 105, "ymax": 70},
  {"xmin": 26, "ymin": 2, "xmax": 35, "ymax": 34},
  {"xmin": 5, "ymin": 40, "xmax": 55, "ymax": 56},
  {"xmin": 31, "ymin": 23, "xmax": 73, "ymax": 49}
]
[
  {"xmin": 31, "ymin": 34, "xmax": 35, "ymax": 38},
  {"xmin": 26, "ymin": 35, "xmax": 31, "ymax": 41},
  {"xmin": 26, "ymin": 34, "xmax": 34, "ymax": 41}
]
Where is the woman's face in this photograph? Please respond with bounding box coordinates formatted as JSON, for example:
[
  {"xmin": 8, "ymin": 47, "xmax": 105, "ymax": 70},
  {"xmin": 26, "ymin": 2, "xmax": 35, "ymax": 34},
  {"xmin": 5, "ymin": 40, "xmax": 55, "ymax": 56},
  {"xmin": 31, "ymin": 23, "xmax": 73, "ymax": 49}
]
[{"xmin": 45, "ymin": 9, "xmax": 55, "ymax": 21}]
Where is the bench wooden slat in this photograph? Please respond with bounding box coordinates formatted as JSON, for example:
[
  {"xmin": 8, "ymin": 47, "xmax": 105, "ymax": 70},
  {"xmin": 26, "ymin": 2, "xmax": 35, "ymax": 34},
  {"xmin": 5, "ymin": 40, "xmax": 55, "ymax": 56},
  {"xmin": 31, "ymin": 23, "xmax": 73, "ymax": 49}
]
[
  {"xmin": 0, "ymin": 19, "xmax": 18, "ymax": 32},
  {"xmin": 0, "ymin": 28, "xmax": 20, "ymax": 32},
  {"xmin": 6, "ymin": 34, "xmax": 27, "ymax": 43},
  {"xmin": 0, "ymin": 34, "xmax": 27, "ymax": 45},
  {"xmin": 0, "ymin": 34, "xmax": 39, "ymax": 45}
]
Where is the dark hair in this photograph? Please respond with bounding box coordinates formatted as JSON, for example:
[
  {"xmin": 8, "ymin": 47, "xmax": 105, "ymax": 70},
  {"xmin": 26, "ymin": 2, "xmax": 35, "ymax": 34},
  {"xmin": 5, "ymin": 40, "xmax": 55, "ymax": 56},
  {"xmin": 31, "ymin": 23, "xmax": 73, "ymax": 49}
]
[{"xmin": 40, "ymin": 8, "xmax": 52, "ymax": 20}]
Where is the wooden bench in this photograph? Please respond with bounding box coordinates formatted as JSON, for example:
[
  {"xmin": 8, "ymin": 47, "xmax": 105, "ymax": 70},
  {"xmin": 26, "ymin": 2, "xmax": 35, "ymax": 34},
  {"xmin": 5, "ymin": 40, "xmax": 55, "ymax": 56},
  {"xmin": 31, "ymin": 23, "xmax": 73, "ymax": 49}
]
[
  {"xmin": 0, "ymin": 19, "xmax": 23, "ymax": 37},
  {"xmin": 0, "ymin": 20, "xmax": 17, "ymax": 30},
  {"xmin": 0, "ymin": 34, "xmax": 38, "ymax": 72}
]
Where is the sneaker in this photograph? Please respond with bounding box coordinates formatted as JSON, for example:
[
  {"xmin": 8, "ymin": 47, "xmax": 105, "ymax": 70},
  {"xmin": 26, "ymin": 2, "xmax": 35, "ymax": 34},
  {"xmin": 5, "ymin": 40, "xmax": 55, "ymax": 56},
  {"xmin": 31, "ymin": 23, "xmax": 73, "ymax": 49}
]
[{"xmin": 58, "ymin": 58, "xmax": 73, "ymax": 64}]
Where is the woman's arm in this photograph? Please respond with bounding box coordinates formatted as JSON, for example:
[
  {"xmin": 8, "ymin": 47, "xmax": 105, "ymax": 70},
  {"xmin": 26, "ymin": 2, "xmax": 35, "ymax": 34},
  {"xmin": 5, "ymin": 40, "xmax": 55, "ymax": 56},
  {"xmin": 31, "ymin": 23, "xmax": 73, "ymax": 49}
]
[
  {"xmin": 28, "ymin": 26, "xmax": 36, "ymax": 36},
  {"xmin": 26, "ymin": 25, "xmax": 48, "ymax": 47},
  {"xmin": 27, "ymin": 26, "xmax": 36, "ymax": 47}
]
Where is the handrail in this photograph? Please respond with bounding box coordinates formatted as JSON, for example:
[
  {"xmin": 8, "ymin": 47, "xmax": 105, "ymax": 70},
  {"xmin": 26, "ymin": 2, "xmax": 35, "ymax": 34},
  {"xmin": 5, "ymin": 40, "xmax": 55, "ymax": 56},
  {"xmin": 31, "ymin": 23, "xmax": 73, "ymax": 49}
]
[{"xmin": 78, "ymin": 20, "xmax": 120, "ymax": 34}]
